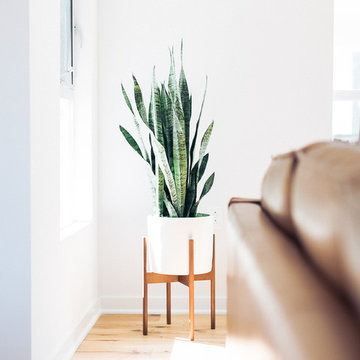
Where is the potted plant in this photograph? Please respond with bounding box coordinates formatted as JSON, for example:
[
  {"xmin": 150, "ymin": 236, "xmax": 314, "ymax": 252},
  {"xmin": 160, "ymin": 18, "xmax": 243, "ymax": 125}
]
[{"xmin": 119, "ymin": 42, "xmax": 215, "ymax": 275}]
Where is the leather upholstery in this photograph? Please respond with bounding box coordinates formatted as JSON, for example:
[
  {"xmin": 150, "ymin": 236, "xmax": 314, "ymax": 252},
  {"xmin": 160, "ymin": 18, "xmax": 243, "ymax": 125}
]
[
  {"xmin": 291, "ymin": 142, "xmax": 360, "ymax": 314},
  {"xmin": 261, "ymin": 151, "xmax": 296, "ymax": 236},
  {"xmin": 261, "ymin": 142, "xmax": 328, "ymax": 238},
  {"xmin": 227, "ymin": 141, "xmax": 360, "ymax": 359},
  {"xmin": 227, "ymin": 201, "xmax": 360, "ymax": 360}
]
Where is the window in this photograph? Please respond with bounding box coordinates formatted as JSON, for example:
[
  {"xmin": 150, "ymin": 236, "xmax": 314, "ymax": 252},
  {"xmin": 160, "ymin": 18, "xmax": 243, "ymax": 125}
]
[
  {"xmin": 333, "ymin": 0, "xmax": 360, "ymax": 142},
  {"xmin": 60, "ymin": 0, "xmax": 75, "ymax": 230},
  {"xmin": 60, "ymin": 0, "xmax": 93, "ymax": 233},
  {"xmin": 60, "ymin": 95, "xmax": 75, "ymax": 229},
  {"xmin": 60, "ymin": 0, "xmax": 74, "ymax": 87}
]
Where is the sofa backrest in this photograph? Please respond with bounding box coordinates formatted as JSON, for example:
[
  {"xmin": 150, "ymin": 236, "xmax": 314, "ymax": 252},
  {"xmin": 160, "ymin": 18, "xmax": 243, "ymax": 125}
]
[
  {"xmin": 261, "ymin": 141, "xmax": 360, "ymax": 315},
  {"xmin": 261, "ymin": 151, "xmax": 297, "ymax": 237},
  {"xmin": 261, "ymin": 142, "xmax": 327, "ymax": 237}
]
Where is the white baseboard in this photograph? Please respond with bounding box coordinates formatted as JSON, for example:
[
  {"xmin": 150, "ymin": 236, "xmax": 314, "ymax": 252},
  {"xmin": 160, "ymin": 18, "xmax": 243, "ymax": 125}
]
[
  {"xmin": 100, "ymin": 295, "xmax": 227, "ymax": 314},
  {"xmin": 53, "ymin": 298, "xmax": 101, "ymax": 360}
]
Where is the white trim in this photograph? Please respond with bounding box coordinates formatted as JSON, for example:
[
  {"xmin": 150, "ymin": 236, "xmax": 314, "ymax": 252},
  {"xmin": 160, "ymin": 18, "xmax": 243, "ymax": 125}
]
[
  {"xmin": 52, "ymin": 299, "xmax": 101, "ymax": 360},
  {"xmin": 100, "ymin": 296, "xmax": 227, "ymax": 315}
]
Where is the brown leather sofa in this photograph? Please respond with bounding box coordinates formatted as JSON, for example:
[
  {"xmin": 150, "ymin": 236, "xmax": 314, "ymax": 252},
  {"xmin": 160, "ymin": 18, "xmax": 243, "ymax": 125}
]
[{"xmin": 227, "ymin": 141, "xmax": 360, "ymax": 360}]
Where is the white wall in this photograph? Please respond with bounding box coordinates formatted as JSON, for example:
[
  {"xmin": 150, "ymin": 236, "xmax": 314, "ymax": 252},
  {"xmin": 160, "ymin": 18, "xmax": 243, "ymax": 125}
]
[
  {"xmin": 98, "ymin": 0, "xmax": 333, "ymax": 314},
  {"xmin": 30, "ymin": 0, "xmax": 99, "ymax": 359},
  {"xmin": 0, "ymin": 1, "xmax": 31, "ymax": 359}
]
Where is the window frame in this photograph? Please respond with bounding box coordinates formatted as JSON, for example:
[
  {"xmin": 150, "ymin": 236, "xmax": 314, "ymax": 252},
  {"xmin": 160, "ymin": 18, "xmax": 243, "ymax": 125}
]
[
  {"xmin": 332, "ymin": 1, "xmax": 360, "ymax": 143},
  {"xmin": 60, "ymin": 0, "xmax": 77, "ymax": 231},
  {"xmin": 59, "ymin": 0, "xmax": 94, "ymax": 237},
  {"xmin": 60, "ymin": 0, "xmax": 75, "ymax": 88}
]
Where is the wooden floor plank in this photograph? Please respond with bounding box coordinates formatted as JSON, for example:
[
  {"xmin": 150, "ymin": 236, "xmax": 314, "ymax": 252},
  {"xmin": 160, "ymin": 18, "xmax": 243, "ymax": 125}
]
[{"xmin": 72, "ymin": 314, "xmax": 226, "ymax": 359}]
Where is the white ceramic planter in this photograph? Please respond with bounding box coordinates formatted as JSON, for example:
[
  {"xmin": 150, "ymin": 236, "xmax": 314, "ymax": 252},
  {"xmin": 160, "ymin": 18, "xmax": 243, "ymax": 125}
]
[{"xmin": 147, "ymin": 215, "xmax": 214, "ymax": 275}]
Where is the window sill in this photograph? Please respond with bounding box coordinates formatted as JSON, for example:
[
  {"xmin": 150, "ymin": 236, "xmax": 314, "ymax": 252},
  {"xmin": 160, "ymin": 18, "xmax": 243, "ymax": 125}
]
[{"xmin": 60, "ymin": 221, "xmax": 92, "ymax": 241}]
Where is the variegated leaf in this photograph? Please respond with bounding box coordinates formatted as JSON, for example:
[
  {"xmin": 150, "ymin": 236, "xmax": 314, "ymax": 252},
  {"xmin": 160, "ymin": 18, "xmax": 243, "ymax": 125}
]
[
  {"xmin": 119, "ymin": 125, "xmax": 143, "ymax": 159},
  {"xmin": 179, "ymin": 40, "xmax": 191, "ymax": 158},
  {"xmin": 199, "ymin": 153, "xmax": 209, "ymax": 182},
  {"xmin": 172, "ymin": 109, "xmax": 187, "ymax": 215},
  {"xmin": 156, "ymin": 166, "xmax": 165, "ymax": 216},
  {"xmin": 198, "ymin": 121, "xmax": 214, "ymax": 181},
  {"xmin": 149, "ymin": 131, "xmax": 178, "ymax": 210},
  {"xmin": 164, "ymin": 193, "xmax": 178, "ymax": 217},
  {"xmin": 190, "ymin": 172, "xmax": 215, "ymax": 216},
  {"xmin": 168, "ymin": 47, "xmax": 177, "ymax": 102},
  {"xmin": 121, "ymin": 84, "xmax": 149, "ymax": 162},
  {"xmin": 160, "ymin": 84, "xmax": 173, "ymax": 172},
  {"xmin": 152, "ymin": 68, "xmax": 164, "ymax": 146},
  {"xmin": 190, "ymin": 76, "xmax": 208, "ymax": 170},
  {"xmin": 184, "ymin": 161, "xmax": 198, "ymax": 216},
  {"xmin": 132, "ymin": 75, "xmax": 148, "ymax": 125},
  {"xmin": 121, "ymin": 83, "xmax": 135, "ymax": 115}
]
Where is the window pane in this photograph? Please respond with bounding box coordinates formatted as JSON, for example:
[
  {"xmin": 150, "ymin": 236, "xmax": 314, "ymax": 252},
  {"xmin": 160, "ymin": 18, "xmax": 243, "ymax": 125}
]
[
  {"xmin": 60, "ymin": 97, "xmax": 74, "ymax": 229},
  {"xmin": 333, "ymin": 0, "xmax": 360, "ymax": 90},
  {"xmin": 60, "ymin": 0, "xmax": 73, "ymax": 86},
  {"xmin": 333, "ymin": 100, "xmax": 360, "ymax": 141}
]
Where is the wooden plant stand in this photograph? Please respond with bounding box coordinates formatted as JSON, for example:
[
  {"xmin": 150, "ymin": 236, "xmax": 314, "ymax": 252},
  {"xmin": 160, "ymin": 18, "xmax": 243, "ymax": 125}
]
[{"xmin": 143, "ymin": 235, "xmax": 216, "ymax": 341}]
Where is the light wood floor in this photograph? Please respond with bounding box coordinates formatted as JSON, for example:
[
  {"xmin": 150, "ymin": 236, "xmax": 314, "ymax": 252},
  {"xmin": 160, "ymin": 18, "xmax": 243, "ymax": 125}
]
[{"xmin": 72, "ymin": 314, "xmax": 226, "ymax": 359}]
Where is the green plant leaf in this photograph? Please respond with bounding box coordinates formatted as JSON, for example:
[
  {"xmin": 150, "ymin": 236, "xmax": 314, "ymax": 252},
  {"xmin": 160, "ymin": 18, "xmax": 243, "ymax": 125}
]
[
  {"xmin": 198, "ymin": 121, "xmax": 214, "ymax": 179},
  {"xmin": 147, "ymin": 100, "xmax": 156, "ymax": 172},
  {"xmin": 146, "ymin": 166, "xmax": 157, "ymax": 213},
  {"xmin": 198, "ymin": 153, "xmax": 209, "ymax": 182},
  {"xmin": 121, "ymin": 83, "xmax": 135, "ymax": 115},
  {"xmin": 148, "ymin": 135, "xmax": 155, "ymax": 173},
  {"xmin": 189, "ymin": 94, "xmax": 192, "ymax": 123},
  {"xmin": 199, "ymin": 172, "xmax": 215, "ymax": 199},
  {"xmin": 119, "ymin": 125, "xmax": 143, "ymax": 159},
  {"xmin": 161, "ymin": 84, "xmax": 173, "ymax": 172},
  {"xmin": 130, "ymin": 91, "xmax": 178, "ymax": 210},
  {"xmin": 149, "ymin": 131, "xmax": 178, "ymax": 209},
  {"xmin": 168, "ymin": 47, "xmax": 178, "ymax": 102},
  {"xmin": 121, "ymin": 84, "xmax": 149, "ymax": 162},
  {"xmin": 131, "ymin": 95, "xmax": 178, "ymax": 210},
  {"xmin": 190, "ymin": 76, "xmax": 208, "ymax": 171},
  {"xmin": 179, "ymin": 40, "xmax": 191, "ymax": 158},
  {"xmin": 148, "ymin": 94, "xmax": 154, "ymax": 132},
  {"xmin": 190, "ymin": 172, "xmax": 215, "ymax": 216},
  {"xmin": 184, "ymin": 153, "xmax": 208, "ymax": 216},
  {"xmin": 152, "ymin": 68, "xmax": 164, "ymax": 146},
  {"xmin": 184, "ymin": 161, "xmax": 198, "ymax": 216},
  {"xmin": 132, "ymin": 75, "xmax": 148, "ymax": 125},
  {"xmin": 168, "ymin": 49, "xmax": 185, "ymax": 132},
  {"xmin": 156, "ymin": 166, "xmax": 165, "ymax": 216},
  {"xmin": 163, "ymin": 193, "xmax": 178, "ymax": 217},
  {"xmin": 172, "ymin": 108, "xmax": 187, "ymax": 215}
]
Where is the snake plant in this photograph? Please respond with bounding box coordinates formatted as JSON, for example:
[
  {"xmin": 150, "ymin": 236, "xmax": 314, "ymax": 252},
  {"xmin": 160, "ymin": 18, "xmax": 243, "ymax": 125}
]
[{"xmin": 119, "ymin": 42, "xmax": 215, "ymax": 217}]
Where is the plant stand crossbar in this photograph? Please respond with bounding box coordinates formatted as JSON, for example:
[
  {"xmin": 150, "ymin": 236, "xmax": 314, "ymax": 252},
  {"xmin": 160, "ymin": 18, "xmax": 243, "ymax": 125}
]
[{"xmin": 143, "ymin": 235, "xmax": 216, "ymax": 341}]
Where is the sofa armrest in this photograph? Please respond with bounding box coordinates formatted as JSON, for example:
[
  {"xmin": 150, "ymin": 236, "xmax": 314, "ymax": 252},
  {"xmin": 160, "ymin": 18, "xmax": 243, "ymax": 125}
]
[
  {"xmin": 226, "ymin": 202, "xmax": 360, "ymax": 360},
  {"xmin": 228, "ymin": 197, "xmax": 261, "ymax": 207}
]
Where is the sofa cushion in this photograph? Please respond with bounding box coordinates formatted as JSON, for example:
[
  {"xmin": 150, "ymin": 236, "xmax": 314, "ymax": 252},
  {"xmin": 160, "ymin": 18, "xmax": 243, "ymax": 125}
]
[
  {"xmin": 261, "ymin": 151, "xmax": 296, "ymax": 236},
  {"xmin": 261, "ymin": 152, "xmax": 296, "ymax": 235},
  {"xmin": 227, "ymin": 201, "xmax": 360, "ymax": 360},
  {"xmin": 261, "ymin": 142, "xmax": 328, "ymax": 237},
  {"xmin": 291, "ymin": 142, "xmax": 360, "ymax": 314}
]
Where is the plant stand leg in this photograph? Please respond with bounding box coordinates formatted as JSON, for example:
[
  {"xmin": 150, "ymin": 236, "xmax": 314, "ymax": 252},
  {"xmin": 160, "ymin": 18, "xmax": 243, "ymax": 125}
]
[
  {"xmin": 211, "ymin": 235, "xmax": 215, "ymax": 329},
  {"xmin": 166, "ymin": 282, "xmax": 171, "ymax": 324},
  {"xmin": 189, "ymin": 239, "xmax": 195, "ymax": 341},
  {"xmin": 143, "ymin": 237, "xmax": 148, "ymax": 336}
]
